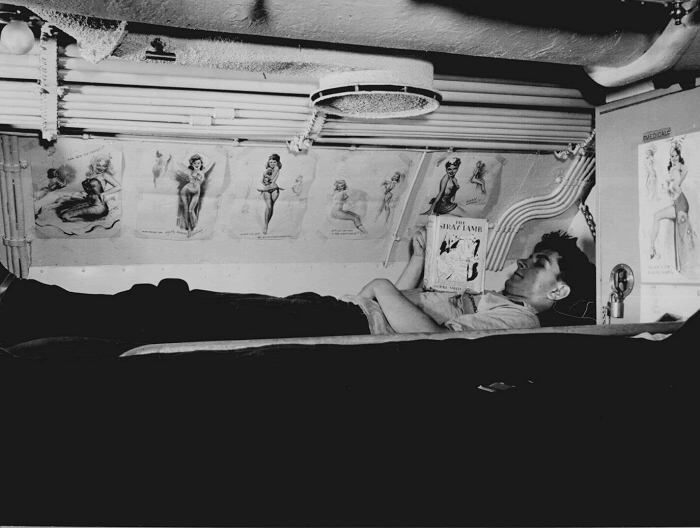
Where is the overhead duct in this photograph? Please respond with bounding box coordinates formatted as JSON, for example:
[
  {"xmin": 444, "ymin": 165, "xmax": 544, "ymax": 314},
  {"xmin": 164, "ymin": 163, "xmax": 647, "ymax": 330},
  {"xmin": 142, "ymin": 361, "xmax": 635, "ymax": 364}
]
[{"xmin": 585, "ymin": 0, "xmax": 700, "ymax": 87}]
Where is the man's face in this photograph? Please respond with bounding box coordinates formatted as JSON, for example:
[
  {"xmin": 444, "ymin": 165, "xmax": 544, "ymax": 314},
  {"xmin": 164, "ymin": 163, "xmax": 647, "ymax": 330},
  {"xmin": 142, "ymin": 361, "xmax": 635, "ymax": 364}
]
[{"xmin": 504, "ymin": 249, "xmax": 565, "ymax": 304}]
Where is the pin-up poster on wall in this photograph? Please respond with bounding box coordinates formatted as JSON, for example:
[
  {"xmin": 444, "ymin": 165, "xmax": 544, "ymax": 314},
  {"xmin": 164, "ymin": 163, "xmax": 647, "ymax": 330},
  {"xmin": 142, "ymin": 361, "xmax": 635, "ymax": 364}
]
[
  {"xmin": 32, "ymin": 140, "xmax": 124, "ymax": 238},
  {"xmin": 412, "ymin": 152, "xmax": 506, "ymax": 227},
  {"xmin": 312, "ymin": 150, "xmax": 417, "ymax": 240},
  {"xmin": 133, "ymin": 145, "xmax": 230, "ymax": 240},
  {"xmin": 638, "ymin": 131, "xmax": 700, "ymax": 283},
  {"xmin": 228, "ymin": 149, "xmax": 318, "ymax": 240}
]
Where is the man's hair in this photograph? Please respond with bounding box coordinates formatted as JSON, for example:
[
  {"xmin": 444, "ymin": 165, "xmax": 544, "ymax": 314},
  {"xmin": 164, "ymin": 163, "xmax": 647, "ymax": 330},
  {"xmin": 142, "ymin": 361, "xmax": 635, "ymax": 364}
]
[{"xmin": 534, "ymin": 230, "xmax": 595, "ymax": 301}]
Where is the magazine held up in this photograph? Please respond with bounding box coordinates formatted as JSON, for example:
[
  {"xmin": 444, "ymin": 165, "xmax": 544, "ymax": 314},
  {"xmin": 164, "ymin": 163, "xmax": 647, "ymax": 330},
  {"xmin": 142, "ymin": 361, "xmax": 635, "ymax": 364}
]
[{"xmin": 423, "ymin": 214, "xmax": 488, "ymax": 293}]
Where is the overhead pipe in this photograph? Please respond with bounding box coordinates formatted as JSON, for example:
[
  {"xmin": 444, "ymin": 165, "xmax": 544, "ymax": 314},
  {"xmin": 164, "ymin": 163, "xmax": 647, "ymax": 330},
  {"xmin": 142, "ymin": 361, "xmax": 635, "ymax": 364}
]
[
  {"xmin": 0, "ymin": 64, "xmax": 40, "ymax": 80},
  {"xmin": 56, "ymin": 57, "xmax": 591, "ymax": 109},
  {"xmin": 486, "ymin": 155, "xmax": 587, "ymax": 269},
  {"xmin": 439, "ymin": 91, "xmax": 593, "ymax": 109},
  {"xmin": 0, "ymin": 105, "xmax": 41, "ymax": 116},
  {"xmin": 585, "ymin": 0, "xmax": 700, "ymax": 87},
  {"xmin": 323, "ymin": 123, "xmax": 592, "ymax": 134},
  {"xmin": 0, "ymin": 92, "xmax": 41, "ymax": 104},
  {"xmin": 490, "ymin": 160, "xmax": 594, "ymax": 271},
  {"xmin": 319, "ymin": 134, "xmax": 590, "ymax": 144},
  {"xmin": 0, "ymin": 79, "xmax": 42, "ymax": 94},
  {"xmin": 314, "ymin": 137, "xmax": 573, "ymax": 151},
  {"xmin": 60, "ymin": 117, "xmax": 306, "ymax": 132},
  {"xmin": 58, "ymin": 109, "xmax": 306, "ymax": 128},
  {"xmin": 321, "ymin": 128, "xmax": 590, "ymax": 140},
  {"xmin": 62, "ymin": 94, "xmax": 309, "ymax": 114},
  {"xmin": 56, "ymin": 116, "xmax": 585, "ymax": 145},
  {"xmin": 434, "ymin": 79, "xmax": 585, "ymax": 99},
  {"xmin": 486, "ymin": 155, "xmax": 595, "ymax": 270},
  {"xmin": 0, "ymin": 52, "xmax": 41, "ymax": 68},
  {"xmin": 433, "ymin": 106, "xmax": 592, "ymax": 119},
  {"xmin": 59, "ymin": 56, "xmax": 317, "ymax": 86},
  {"xmin": 486, "ymin": 155, "xmax": 590, "ymax": 269},
  {"xmin": 0, "ymin": 116, "xmax": 43, "ymax": 127},
  {"xmin": 345, "ymin": 114, "xmax": 593, "ymax": 126},
  {"xmin": 504, "ymin": 157, "xmax": 593, "ymax": 238},
  {"xmin": 58, "ymin": 120, "xmax": 306, "ymax": 138},
  {"xmin": 324, "ymin": 119, "xmax": 592, "ymax": 130},
  {"xmin": 64, "ymin": 84, "xmax": 311, "ymax": 107},
  {"xmin": 58, "ymin": 102, "xmax": 310, "ymax": 121},
  {"xmin": 59, "ymin": 70, "xmax": 317, "ymax": 96}
]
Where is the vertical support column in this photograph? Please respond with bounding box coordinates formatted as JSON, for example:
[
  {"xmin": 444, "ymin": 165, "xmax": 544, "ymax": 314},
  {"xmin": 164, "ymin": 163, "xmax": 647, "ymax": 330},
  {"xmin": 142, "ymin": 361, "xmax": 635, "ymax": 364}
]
[
  {"xmin": 39, "ymin": 24, "xmax": 59, "ymax": 141},
  {"xmin": 383, "ymin": 149, "xmax": 429, "ymax": 267}
]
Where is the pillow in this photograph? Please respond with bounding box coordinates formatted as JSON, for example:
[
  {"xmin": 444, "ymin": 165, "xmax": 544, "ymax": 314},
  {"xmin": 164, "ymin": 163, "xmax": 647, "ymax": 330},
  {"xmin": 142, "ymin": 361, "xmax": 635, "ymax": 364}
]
[{"xmin": 537, "ymin": 299, "xmax": 597, "ymax": 327}]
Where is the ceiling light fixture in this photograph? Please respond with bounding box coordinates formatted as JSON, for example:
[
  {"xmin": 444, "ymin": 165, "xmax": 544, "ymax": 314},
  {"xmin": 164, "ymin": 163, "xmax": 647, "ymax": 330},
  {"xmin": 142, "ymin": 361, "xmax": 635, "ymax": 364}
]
[{"xmin": 310, "ymin": 68, "xmax": 442, "ymax": 119}]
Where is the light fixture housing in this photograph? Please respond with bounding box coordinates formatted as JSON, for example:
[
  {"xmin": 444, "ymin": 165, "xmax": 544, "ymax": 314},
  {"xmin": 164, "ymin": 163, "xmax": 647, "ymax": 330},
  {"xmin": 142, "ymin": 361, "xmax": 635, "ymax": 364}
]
[{"xmin": 310, "ymin": 68, "xmax": 442, "ymax": 119}]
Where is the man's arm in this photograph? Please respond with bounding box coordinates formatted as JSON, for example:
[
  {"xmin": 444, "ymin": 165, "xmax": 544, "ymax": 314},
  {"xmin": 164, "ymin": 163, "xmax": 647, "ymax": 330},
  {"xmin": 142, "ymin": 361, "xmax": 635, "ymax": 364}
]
[
  {"xmin": 395, "ymin": 227, "xmax": 426, "ymax": 290},
  {"xmin": 357, "ymin": 278, "xmax": 450, "ymax": 333}
]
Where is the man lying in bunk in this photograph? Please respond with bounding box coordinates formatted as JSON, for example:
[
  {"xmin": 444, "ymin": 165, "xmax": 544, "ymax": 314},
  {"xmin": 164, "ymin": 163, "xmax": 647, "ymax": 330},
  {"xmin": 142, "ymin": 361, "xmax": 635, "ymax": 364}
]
[{"xmin": 0, "ymin": 230, "xmax": 595, "ymax": 347}]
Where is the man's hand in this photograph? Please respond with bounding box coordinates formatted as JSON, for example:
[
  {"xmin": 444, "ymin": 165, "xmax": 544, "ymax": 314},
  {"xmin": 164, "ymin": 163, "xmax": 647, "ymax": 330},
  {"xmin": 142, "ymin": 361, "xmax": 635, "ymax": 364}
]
[
  {"xmin": 395, "ymin": 226, "xmax": 427, "ymax": 290},
  {"xmin": 411, "ymin": 226, "xmax": 426, "ymax": 259}
]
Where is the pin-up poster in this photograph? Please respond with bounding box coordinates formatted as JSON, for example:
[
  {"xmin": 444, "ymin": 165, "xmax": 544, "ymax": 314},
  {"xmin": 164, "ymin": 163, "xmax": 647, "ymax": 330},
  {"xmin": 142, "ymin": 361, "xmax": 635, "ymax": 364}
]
[
  {"xmin": 411, "ymin": 152, "xmax": 506, "ymax": 227},
  {"xmin": 313, "ymin": 150, "xmax": 417, "ymax": 240},
  {"xmin": 229, "ymin": 150, "xmax": 318, "ymax": 240},
  {"xmin": 133, "ymin": 145, "xmax": 230, "ymax": 240},
  {"xmin": 639, "ymin": 132, "xmax": 700, "ymax": 282},
  {"xmin": 32, "ymin": 141, "xmax": 124, "ymax": 238}
]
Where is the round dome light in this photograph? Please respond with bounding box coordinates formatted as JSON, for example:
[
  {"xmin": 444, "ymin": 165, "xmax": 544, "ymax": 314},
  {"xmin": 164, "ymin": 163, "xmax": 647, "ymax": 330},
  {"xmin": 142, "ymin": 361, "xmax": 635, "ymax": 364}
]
[
  {"xmin": 311, "ymin": 68, "xmax": 441, "ymax": 119},
  {"xmin": 1, "ymin": 20, "xmax": 35, "ymax": 55}
]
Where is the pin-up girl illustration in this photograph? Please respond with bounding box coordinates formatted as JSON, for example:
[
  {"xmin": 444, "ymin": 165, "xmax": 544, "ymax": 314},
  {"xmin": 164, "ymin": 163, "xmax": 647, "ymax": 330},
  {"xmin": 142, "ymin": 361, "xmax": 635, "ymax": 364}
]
[
  {"xmin": 470, "ymin": 160, "xmax": 487, "ymax": 195},
  {"xmin": 54, "ymin": 177, "xmax": 109, "ymax": 222},
  {"xmin": 331, "ymin": 179, "xmax": 368, "ymax": 235},
  {"xmin": 35, "ymin": 168, "xmax": 67, "ymax": 200},
  {"xmin": 649, "ymin": 140, "xmax": 695, "ymax": 272},
  {"xmin": 292, "ymin": 175, "xmax": 304, "ymax": 196},
  {"xmin": 375, "ymin": 171, "xmax": 403, "ymax": 224},
  {"xmin": 421, "ymin": 157, "xmax": 469, "ymax": 216},
  {"xmin": 643, "ymin": 146, "xmax": 659, "ymax": 203},
  {"xmin": 258, "ymin": 153, "xmax": 283, "ymax": 234},
  {"xmin": 174, "ymin": 153, "xmax": 215, "ymax": 237},
  {"xmin": 152, "ymin": 150, "xmax": 172, "ymax": 188},
  {"xmin": 85, "ymin": 153, "xmax": 121, "ymax": 200}
]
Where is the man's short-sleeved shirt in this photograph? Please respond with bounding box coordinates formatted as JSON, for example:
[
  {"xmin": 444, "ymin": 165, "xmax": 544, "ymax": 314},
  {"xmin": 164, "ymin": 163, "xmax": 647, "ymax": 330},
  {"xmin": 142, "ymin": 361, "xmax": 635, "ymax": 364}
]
[{"xmin": 341, "ymin": 289, "xmax": 540, "ymax": 335}]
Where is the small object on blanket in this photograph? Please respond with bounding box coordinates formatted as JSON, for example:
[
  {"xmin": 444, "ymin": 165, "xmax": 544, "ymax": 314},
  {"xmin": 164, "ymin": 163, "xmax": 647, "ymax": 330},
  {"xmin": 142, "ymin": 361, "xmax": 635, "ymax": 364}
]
[
  {"xmin": 478, "ymin": 379, "xmax": 536, "ymax": 392},
  {"xmin": 632, "ymin": 332, "xmax": 671, "ymax": 341}
]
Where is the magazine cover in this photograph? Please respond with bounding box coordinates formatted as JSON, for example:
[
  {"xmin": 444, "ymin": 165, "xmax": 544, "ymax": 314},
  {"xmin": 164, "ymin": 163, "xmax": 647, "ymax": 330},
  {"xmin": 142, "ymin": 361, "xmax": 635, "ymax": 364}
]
[{"xmin": 423, "ymin": 214, "xmax": 488, "ymax": 293}]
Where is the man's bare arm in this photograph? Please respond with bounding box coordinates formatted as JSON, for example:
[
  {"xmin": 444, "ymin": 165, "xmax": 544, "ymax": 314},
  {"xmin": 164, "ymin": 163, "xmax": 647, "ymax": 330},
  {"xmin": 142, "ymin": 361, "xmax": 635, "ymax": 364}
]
[
  {"xmin": 357, "ymin": 278, "xmax": 449, "ymax": 334},
  {"xmin": 395, "ymin": 227, "xmax": 426, "ymax": 290}
]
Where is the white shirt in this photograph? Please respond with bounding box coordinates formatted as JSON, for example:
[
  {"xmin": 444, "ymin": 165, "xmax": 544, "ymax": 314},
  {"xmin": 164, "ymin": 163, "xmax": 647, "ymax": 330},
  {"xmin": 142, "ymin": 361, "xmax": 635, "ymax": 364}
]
[{"xmin": 341, "ymin": 289, "xmax": 540, "ymax": 335}]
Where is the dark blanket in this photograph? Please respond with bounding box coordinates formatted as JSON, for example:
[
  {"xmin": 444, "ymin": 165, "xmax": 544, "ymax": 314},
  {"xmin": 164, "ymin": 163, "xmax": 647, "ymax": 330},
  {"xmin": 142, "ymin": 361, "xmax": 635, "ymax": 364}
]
[{"xmin": 1, "ymin": 322, "xmax": 697, "ymax": 527}]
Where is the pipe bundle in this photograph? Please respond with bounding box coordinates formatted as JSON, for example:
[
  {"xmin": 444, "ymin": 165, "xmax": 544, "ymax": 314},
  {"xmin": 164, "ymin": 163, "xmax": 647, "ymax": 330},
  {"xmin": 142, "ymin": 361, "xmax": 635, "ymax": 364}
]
[
  {"xmin": 486, "ymin": 153, "xmax": 595, "ymax": 271},
  {"xmin": 0, "ymin": 46, "xmax": 594, "ymax": 150},
  {"xmin": 0, "ymin": 134, "xmax": 29, "ymax": 277}
]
